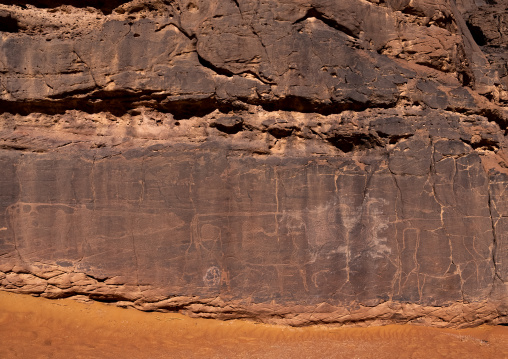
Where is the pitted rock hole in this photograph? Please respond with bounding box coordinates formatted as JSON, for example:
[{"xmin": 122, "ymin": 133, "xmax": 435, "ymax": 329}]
[{"xmin": 0, "ymin": 13, "xmax": 19, "ymax": 33}]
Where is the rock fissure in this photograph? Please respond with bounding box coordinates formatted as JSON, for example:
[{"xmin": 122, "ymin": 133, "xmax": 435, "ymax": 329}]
[
  {"xmin": 293, "ymin": 7, "xmax": 359, "ymax": 40},
  {"xmin": 488, "ymin": 184, "xmax": 504, "ymax": 285}
]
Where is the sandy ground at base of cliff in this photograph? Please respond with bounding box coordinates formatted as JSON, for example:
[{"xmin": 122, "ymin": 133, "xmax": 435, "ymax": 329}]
[{"xmin": 0, "ymin": 291, "xmax": 507, "ymax": 359}]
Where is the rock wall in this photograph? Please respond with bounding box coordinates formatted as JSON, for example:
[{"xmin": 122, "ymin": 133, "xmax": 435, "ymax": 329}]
[{"xmin": 0, "ymin": 0, "xmax": 507, "ymax": 327}]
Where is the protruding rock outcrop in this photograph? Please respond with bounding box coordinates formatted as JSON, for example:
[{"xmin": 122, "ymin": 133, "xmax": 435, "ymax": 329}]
[{"xmin": 0, "ymin": 0, "xmax": 507, "ymax": 327}]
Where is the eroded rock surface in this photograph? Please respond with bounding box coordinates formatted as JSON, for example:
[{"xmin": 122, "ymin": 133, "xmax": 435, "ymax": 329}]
[{"xmin": 0, "ymin": 0, "xmax": 507, "ymax": 327}]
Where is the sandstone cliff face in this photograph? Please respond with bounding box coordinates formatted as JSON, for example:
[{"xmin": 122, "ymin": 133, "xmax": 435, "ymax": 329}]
[{"xmin": 0, "ymin": 0, "xmax": 507, "ymax": 327}]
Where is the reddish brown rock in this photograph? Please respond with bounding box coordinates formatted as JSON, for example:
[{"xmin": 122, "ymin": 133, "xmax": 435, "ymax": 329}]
[{"xmin": 0, "ymin": 0, "xmax": 507, "ymax": 327}]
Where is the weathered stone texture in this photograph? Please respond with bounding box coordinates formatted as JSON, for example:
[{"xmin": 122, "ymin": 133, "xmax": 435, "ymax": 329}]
[{"xmin": 0, "ymin": 0, "xmax": 507, "ymax": 327}]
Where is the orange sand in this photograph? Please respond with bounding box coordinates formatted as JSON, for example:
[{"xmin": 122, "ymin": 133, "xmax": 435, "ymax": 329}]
[{"xmin": 0, "ymin": 291, "xmax": 507, "ymax": 358}]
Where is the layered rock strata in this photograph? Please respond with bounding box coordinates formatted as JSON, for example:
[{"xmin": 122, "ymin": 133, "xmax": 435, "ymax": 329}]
[{"xmin": 0, "ymin": 0, "xmax": 507, "ymax": 327}]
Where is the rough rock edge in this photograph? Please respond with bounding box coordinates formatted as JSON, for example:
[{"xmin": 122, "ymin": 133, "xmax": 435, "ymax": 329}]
[{"xmin": 1, "ymin": 266, "xmax": 507, "ymax": 328}]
